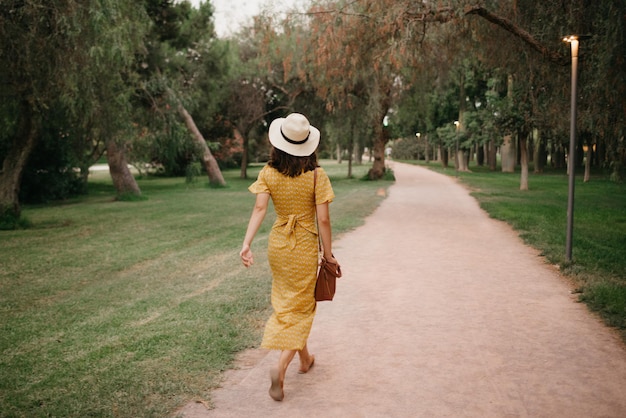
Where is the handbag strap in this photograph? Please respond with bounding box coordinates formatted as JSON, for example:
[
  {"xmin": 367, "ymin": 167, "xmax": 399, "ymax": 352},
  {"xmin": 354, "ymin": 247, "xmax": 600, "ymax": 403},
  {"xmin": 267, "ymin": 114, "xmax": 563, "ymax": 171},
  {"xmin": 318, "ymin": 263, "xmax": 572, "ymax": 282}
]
[
  {"xmin": 313, "ymin": 168, "xmax": 337, "ymax": 267},
  {"xmin": 313, "ymin": 168, "xmax": 322, "ymax": 254}
]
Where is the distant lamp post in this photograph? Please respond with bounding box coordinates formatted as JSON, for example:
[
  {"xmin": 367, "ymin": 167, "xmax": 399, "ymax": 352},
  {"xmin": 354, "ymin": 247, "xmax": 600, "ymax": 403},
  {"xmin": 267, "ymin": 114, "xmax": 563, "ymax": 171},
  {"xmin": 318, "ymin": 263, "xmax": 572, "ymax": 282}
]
[
  {"xmin": 562, "ymin": 34, "xmax": 587, "ymax": 262},
  {"xmin": 415, "ymin": 132, "xmax": 422, "ymax": 161},
  {"xmin": 454, "ymin": 121, "xmax": 460, "ymax": 175}
]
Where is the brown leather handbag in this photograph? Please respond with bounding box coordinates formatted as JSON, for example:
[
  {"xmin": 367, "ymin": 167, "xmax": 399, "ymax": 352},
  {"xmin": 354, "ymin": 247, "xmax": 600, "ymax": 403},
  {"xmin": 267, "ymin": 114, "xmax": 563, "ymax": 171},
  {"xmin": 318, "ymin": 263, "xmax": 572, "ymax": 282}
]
[
  {"xmin": 313, "ymin": 168, "xmax": 342, "ymax": 301},
  {"xmin": 315, "ymin": 256, "xmax": 342, "ymax": 301}
]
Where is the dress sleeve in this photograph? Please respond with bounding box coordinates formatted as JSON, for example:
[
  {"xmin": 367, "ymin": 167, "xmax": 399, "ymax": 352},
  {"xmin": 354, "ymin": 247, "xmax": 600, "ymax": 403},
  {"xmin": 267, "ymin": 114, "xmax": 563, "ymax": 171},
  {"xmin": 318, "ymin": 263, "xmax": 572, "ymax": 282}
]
[
  {"xmin": 248, "ymin": 166, "xmax": 270, "ymax": 194},
  {"xmin": 315, "ymin": 167, "xmax": 335, "ymax": 204}
]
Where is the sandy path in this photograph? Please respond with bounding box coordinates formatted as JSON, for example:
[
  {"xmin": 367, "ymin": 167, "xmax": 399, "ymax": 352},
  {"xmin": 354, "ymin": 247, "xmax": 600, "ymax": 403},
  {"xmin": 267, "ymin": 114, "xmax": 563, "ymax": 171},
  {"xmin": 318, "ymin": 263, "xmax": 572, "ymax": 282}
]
[{"xmin": 178, "ymin": 162, "xmax": 626, "ymax": 418}]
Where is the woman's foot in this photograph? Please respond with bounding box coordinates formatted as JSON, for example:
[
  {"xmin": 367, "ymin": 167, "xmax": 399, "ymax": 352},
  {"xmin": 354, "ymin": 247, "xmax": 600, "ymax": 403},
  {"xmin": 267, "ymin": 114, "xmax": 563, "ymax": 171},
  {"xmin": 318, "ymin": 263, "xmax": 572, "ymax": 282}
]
[
  {"xmin": 269, "ymin": 367, "xmax": 284, "ymax": 401},
  {"xmin": 298, "ymin": 354, "xmax": 315, "ymax": 374}
]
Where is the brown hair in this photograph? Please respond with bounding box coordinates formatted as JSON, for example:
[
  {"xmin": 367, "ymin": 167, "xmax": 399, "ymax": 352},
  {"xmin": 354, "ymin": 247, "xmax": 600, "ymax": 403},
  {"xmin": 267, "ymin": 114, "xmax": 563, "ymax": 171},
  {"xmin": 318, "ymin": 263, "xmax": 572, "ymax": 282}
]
[{"xmin": 268, "ymin": 147, "xmax": 318, "ymax": 177}]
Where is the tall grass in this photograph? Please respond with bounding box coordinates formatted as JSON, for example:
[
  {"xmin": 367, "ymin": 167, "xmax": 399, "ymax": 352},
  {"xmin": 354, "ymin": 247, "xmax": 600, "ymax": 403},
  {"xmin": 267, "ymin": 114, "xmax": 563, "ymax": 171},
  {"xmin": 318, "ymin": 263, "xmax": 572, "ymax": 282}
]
[
  {"xmin": 411, "ymin": 161, "xmax": 626, "ymax": 337},
  {"xmin": 0, "ymin": 161, "xmax": 389, "ymax": 417}
]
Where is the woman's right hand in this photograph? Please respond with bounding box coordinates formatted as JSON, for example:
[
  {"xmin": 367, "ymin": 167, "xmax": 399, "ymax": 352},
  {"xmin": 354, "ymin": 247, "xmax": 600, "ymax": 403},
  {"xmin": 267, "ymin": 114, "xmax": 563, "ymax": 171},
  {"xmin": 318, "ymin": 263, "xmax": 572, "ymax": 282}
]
[
  {"xmin": 324, "ymin": 254, "xmax": 338, "ymax": 265},
  {"xmin": 240, "ymin": 244, "xmax": 254, "ymax": 268}
]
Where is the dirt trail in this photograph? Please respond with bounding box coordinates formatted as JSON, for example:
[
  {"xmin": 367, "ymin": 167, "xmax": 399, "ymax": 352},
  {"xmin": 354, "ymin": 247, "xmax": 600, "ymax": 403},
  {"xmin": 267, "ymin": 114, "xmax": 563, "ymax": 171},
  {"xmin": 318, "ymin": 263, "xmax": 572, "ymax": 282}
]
[{"xmin": 178, "ymin": 162, "xmax": 626, "ymax": 418}]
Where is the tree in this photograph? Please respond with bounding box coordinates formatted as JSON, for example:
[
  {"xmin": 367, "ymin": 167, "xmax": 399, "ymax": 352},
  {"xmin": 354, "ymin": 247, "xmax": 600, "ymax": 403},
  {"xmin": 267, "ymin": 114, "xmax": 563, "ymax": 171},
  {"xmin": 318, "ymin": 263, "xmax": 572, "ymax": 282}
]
[
  {"xmin": 466, "ymin": 1, "xmax": 626, "ymax": 181},
  {"xmin": 232, "ymin": 11, "xmax": 321, "ymax": 178},
  {"xmin": 304, "ymin": 0, "xmax": 480, "ymax": 178},
  {"xmin": 305, "ymin": 1, "xmax": 402, "ymax": 179},
  {"xmin": 0, "ymin": 0, "xmax": 148, "ymax": 226},
  {"xmin": 135, "ymin": 0, "xmax": 226, "ymax": 186},
  {"xmin": 226, "ymin": 25, "xmax": 283, "ymax": 179}
]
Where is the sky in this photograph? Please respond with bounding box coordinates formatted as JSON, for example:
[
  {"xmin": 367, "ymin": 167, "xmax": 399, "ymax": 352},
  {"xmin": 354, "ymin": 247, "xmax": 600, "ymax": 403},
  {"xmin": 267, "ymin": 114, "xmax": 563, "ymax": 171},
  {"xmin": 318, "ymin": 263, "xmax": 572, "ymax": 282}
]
[{"xmin": 185, "ymin": 0, "xmax": 304, "ymax": 37}]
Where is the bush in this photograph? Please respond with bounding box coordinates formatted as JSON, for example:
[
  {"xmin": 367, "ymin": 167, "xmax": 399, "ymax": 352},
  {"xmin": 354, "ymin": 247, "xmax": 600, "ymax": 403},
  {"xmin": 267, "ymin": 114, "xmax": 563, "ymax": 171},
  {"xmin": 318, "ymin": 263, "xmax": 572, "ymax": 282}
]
[
  {"xmin": 18, "ymin": 133, "xmax": 87, "ymax": 204},
  {"xmin": 0, "ymin": 209, "xmax": 32, "ymax": 230},
  {"xmin": 20, "ymin": 168, "xmax": 85, "ymax": 204},
  {"xmin": 185, "ymin": 162, "xmax": 202, "ymax": 184},
  {"xmin": 360, "ymin": 167, "xmax": 395, "ymax": 181},
  {"xmin": 391, "ymin": 137, "xmax": 424, "ymax": 160}
]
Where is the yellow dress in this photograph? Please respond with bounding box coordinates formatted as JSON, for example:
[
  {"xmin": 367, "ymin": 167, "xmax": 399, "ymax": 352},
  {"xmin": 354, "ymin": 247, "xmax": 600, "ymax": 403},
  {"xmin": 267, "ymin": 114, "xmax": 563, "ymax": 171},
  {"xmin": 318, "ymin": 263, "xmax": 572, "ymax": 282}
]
[{"xmin": 249, "ymin": 165, "xmax": 335, "ymax": 350}]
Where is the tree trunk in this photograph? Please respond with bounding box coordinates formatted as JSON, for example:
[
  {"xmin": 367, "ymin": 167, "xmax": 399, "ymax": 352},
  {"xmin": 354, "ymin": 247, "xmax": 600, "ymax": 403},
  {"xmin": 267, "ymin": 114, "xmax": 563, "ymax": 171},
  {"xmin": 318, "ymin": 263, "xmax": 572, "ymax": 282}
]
[
  {"xmin": 584, "ymin": 137, "xmax": 592, "ymax": 183},
  {"xmin": 106, "ymin": 140, "xmax": 141, "ymax": 197},
  {"xmin": 566, "ymin": 146, "xmax": 572, "ymax": 176},
  {"xmin": 456, "ymin": 72, "xmax": 467, "ymax": 172},
  {"xmin": 354, "ymin": 141, "xmax": 363, "ymax": 165},
  {"xmin": 502, "ymin": 74, "xmax": 517, "ymax": 172},
  {"xmin": 348, "ymin": 142, "xmax": 354, "ymax": 178},
  {"xmin": 78, "ymin": 165, "xmax": 90, "ymax": 194},
  {"xmin": 457, "ymin": 149, "xmax": 469, "ymax": 171},
  {"xmin": 554, "ymin": 144, "xmax": 565, "ymax": 169},
  {"xmin": 234, "ymin": 127, "xmax": 248, "ymax": 179},
  {"xmin": 501, "ymin": 135, "xmax": 516, "ymax": 172},
  {"xmin": 533, "ymin": 128, "xmax": 546, "ymax": 173},
  {"xmin": 488, "ymin": 140, "xmax": 497, "ymax": 171},
  {"xmin": 519, "ymin": 131, "xmax": 529, "ymax": 190},
  {"xmin": 0, "ymin": 101, "xmax": 39, "ymax": 223},
  {"xmin": 439, "ymin": 145, "xmax": 448, "ymax": 168},
  {"xmin": 346, "ymin": 128, "xmax": 355, "ymax": 177},
  {"xmin": 178, "ymin": 104, "xmax": 226, "ymax": 187},
  {"xmin": 477, "ymin": 143, "xmax": 485, "ymax": 166},
  {"xmin": 368, "ymin": 113, "xmax": 388, "ymax": 180}
]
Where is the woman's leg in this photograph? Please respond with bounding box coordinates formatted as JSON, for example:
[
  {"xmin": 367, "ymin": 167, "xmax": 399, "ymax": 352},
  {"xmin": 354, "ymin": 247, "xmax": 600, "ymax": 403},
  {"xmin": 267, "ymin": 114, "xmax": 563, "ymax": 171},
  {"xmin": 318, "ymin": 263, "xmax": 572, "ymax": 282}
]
[
  {"xmin": 297, "ymin": 343, "xmax": 315, "ymax": 373},
  {"xmin": 269, "ymin": 349, "xmax": 296, "ymax": 401},
  {"xmin": 278, "ymin": 349, "xmax": 297, "ymax": 376},
  {"xmin": 269, "ymin": 345, "xmax": 315, "ymax": 401}
]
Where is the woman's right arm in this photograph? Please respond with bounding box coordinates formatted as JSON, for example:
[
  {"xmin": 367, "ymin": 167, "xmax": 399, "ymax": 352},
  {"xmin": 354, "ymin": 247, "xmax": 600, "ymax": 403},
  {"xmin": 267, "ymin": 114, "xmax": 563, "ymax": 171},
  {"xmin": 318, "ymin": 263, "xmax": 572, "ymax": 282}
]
[{"xmin": 240, "ymin": 193, "xmax": 270, "ymax": 267}]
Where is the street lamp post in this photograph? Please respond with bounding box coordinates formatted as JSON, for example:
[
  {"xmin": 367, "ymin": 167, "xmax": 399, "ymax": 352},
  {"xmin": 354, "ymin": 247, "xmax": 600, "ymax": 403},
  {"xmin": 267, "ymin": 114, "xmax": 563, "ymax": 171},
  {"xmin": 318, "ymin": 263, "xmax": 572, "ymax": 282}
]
[{"xmin": 563, "ymin": 35, "xmax": 581, "ymax": 262}]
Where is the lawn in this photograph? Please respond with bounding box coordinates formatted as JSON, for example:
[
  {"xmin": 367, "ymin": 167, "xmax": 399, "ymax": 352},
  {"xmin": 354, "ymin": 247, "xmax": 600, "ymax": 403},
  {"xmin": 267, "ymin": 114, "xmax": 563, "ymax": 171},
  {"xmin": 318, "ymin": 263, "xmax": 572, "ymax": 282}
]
[{"xmin": 0, "ymin": 161, "xmax": 389, "ymax": 418}]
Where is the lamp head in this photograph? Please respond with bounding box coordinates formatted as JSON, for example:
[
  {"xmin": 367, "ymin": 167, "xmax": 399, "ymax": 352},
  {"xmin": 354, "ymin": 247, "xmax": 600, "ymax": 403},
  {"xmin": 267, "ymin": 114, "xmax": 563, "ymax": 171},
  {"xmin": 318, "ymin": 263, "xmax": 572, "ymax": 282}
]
[
  {"xmin": 562, "ymin": 34, "xmax": 591, "ymax": 43},
  {"xmin": 562, "ymin": 34, "xmax": 585, "ymax": 57}
]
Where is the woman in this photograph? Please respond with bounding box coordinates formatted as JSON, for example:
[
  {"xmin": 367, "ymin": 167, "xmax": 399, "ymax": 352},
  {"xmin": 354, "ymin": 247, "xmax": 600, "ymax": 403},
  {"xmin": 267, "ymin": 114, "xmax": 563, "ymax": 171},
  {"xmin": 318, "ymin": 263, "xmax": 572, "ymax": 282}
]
[{"xmin": 239, "ymin": 113, "xmax": 336, "ymax": 401}]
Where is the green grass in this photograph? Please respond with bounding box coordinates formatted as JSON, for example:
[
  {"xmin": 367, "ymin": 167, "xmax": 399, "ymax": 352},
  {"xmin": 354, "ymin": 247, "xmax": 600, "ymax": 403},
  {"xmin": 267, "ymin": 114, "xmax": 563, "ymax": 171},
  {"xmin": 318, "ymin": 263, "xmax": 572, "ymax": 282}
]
[
  {"xmin": 0, "ymin": 161, "xmax": 390, "ymax": 418},
  {"xmin": 408, "ymin": 160, "xmax": 626, "ymax": 337}
]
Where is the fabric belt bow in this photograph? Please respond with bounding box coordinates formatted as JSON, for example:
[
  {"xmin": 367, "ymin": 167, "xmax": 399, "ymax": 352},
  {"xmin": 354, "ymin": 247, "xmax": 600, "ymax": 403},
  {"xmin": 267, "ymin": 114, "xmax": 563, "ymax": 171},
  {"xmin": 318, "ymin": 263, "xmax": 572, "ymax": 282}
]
[{"xmin": 275, "ymin": 213, "xmax": 316, "ymax": 249}]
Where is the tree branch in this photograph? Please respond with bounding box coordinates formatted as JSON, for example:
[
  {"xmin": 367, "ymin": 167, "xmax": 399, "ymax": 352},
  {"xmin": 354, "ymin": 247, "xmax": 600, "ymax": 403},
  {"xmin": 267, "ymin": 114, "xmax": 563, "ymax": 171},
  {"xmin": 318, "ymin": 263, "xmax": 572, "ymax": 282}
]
[
  {"xmin": 403, "ymin": 6, "xmax": 456, "ymax": 24},
  {"xmin": 297, "ymin": 0, "xmax": 371, "ymax": 20},
  {"xmin": 464, "ymin": 5, "xmax": 568, "ymax": 65}
]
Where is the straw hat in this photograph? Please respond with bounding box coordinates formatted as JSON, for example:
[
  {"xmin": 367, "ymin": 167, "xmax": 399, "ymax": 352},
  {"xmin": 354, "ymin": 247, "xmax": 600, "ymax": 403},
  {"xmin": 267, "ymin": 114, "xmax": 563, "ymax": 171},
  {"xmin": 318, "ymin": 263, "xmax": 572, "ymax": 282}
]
[{"xmin": 268, "ymin": 113, "xmax": 320, "ymax": 157}]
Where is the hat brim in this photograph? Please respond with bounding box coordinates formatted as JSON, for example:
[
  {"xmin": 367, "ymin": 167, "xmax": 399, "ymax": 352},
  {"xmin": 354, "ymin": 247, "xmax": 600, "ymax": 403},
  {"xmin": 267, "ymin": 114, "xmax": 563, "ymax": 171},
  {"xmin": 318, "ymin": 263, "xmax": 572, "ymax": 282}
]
[{"xmin": 268, "ymin": 118, "xmax": 320, "ymax": 157}]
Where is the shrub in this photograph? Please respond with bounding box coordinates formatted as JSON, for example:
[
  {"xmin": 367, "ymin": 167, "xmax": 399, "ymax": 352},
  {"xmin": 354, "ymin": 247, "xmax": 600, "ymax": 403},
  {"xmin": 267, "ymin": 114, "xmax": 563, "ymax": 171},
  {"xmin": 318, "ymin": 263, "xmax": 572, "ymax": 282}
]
[{"xmin": 391, "ymin": 137, "xmax": 424, "ymax": 160}]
